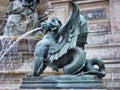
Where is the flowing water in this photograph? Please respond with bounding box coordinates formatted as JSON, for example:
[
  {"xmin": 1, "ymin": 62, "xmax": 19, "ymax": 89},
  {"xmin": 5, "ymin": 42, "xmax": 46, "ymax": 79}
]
[{"xmin": 0, "ymin": 27, "xmax": 42, "ymax": 61}]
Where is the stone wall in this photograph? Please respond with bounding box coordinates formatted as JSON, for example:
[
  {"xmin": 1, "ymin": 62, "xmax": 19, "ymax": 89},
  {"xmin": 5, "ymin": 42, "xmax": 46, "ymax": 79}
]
[
  {"xmin": 0, "ymin": 0, "xmax": 8, "ymax": 23},
  {"xmin": 0, "ymin": 37, "xmax": 39, "ymax": 90}
]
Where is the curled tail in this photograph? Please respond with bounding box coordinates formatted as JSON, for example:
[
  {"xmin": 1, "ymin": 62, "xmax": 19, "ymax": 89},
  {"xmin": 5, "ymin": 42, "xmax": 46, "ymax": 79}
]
[{"xmin": 84, "ymin": 58, "xmax": 106, "ymax": 78}]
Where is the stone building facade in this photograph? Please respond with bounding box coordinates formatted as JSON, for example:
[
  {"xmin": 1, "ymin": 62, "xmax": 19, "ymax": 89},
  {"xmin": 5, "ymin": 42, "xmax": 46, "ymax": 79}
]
[{"xmin": 0, "ymin": 0, "xmax": 120, "ymax": 89}]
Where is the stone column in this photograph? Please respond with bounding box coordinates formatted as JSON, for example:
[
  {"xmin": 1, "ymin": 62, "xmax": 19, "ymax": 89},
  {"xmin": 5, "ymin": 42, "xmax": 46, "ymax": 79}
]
[{"xmin": 109, "ymin": 0, "xmax": 120, "ymax": 33}]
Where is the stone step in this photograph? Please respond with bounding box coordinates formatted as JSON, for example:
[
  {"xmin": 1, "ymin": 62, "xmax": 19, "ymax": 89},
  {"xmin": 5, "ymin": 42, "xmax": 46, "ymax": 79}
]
[
  {"xmin": 20, "ymin": 83, "xmax": 105, "ymax": 89},
  {"xmin": 22, "ymin": 80, "xmax": 103, "ymax": 84},
  {"xmin": 20, "ymin": 75, "xmax": 106, "ymax": 89},
  {"xmin": 23, "ymin": 75, "xmax": 102, "ymax": 81}
]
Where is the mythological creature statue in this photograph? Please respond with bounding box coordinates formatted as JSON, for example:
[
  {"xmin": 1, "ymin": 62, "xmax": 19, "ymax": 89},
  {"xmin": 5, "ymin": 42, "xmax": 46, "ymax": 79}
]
[{"xmin": 27, "ymin": 1, "xmax": 106, "ymax": 78}]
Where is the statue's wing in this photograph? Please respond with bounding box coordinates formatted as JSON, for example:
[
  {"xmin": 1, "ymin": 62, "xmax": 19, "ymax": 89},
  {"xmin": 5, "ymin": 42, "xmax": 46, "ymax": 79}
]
[{"xmin": 48, "ymin": 1, "xmax": 81, "ymax": 62}]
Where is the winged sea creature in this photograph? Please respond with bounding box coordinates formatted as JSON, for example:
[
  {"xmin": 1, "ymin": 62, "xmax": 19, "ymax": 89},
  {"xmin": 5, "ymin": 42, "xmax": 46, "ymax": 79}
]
[{"xmin": 27, "ymin": 1, "xmax": 106, "ymax": 78}]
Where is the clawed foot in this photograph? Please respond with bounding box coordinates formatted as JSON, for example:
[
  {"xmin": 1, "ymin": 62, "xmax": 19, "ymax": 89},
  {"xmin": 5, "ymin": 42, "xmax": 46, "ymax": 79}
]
[
  {"xmin": 26, "ymin": 73, "xmax": 40, "ymax": 77},
  {"xmin": 26, "ymin": 73, "xmax": 34, "ymax": 77},
  {"xmin": 78, "ymin": 72, "xmax": 85, "ymax": 76}
]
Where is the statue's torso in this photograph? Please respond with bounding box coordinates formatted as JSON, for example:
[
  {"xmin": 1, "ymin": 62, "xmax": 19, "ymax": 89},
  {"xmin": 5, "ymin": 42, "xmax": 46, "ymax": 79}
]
[{"xmin": 36, "ymin": 31, "xmax": 59, "ymax": 47}]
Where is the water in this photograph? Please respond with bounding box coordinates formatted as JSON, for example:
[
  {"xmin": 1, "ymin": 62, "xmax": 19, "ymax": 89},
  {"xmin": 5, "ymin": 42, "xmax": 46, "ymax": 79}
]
[{"xmin": 0, "ymin": 27, "xmax": 42, "ymax": 61}]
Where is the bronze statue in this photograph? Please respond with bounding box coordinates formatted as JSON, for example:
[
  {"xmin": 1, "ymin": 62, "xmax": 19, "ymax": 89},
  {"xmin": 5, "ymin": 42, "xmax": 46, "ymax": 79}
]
[{"xmin": 27, "ymin": 1, "xmax": 106, "ymax": 78}]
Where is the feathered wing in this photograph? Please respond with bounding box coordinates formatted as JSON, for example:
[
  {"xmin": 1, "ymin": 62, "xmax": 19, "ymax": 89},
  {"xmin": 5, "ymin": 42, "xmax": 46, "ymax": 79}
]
[{"xmin": 47, "ymin": 1, "xmax": 81, "ymax": 62}]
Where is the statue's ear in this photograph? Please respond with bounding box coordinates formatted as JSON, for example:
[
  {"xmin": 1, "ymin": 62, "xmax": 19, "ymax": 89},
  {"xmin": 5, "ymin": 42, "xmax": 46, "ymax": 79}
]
[{"xmin": 58, "ymin": 20, "xmax": 62, "ymax": 27}]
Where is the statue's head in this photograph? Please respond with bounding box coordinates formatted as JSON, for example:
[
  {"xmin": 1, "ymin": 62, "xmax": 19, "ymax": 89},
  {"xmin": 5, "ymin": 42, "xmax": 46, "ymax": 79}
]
[
  {"xmin": 19, "ymin": 0, "xmax": 33, "ymax": 3},
  {"xmin": 41, "ymin": 17, "xmax": 62, "ymax": 33}
]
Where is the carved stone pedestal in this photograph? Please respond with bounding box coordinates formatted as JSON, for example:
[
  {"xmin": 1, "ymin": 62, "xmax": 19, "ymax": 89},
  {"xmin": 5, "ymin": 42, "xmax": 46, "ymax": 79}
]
[{"xmin": 20, "ymin": 75, "xmax": 106, "ymax": 89}]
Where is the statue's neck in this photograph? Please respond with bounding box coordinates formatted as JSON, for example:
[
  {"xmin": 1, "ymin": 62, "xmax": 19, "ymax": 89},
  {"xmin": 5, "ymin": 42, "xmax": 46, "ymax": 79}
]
[{"xmin": 45, "ymin": 30, "xmax": 59, "ymax": 42}]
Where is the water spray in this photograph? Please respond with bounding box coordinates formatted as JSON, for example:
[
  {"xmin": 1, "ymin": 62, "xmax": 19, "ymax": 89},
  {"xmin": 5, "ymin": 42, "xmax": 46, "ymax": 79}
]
[{"xmin": 0, "ymin": 27, "xmax": 42, "ymax": 61}]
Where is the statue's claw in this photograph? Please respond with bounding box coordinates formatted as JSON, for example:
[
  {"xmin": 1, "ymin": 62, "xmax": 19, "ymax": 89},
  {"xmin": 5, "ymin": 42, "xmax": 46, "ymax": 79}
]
[
  {"xmin": 26, "ymin": 73, "xmax": 34, "ymax": 77},
  {"xmin": 78, "ymin": 72, "xmax": 85, "ymax": 76}
]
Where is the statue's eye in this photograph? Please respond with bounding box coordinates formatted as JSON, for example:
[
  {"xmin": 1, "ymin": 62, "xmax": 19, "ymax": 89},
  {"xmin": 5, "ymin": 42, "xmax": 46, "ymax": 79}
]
[
  {"xmin": 51, "ymin": 19, "xmax": 57, "ymax": 25},
  {"xmin": 52, "ymin": 19, "xmax": 55, "ymax": 22}
]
